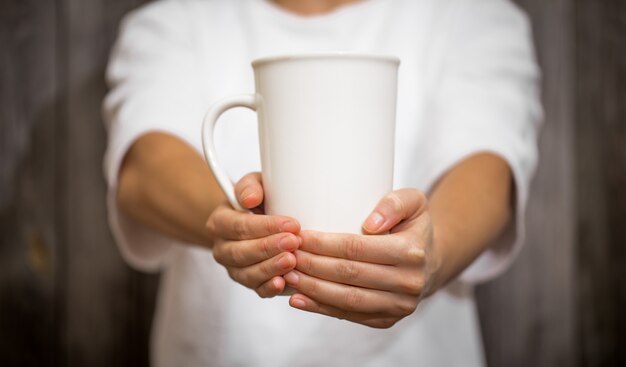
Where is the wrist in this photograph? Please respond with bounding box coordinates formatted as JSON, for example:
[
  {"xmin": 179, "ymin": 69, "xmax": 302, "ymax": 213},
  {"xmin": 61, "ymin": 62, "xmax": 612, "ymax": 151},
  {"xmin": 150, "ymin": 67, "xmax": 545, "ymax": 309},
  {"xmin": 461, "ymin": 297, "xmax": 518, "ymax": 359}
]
[{"xmin": 425, "ymin": 223, "xmax": 456, "ymax": 297}]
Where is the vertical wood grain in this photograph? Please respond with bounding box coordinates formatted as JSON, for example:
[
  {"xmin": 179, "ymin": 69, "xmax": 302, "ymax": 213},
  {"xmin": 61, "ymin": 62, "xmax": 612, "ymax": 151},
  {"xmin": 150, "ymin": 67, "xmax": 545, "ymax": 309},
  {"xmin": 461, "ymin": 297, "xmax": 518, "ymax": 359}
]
[
  {"xmin": 57, "ymin": 0, "xmax": 154, "ymax": 366},
  {"xmin": 0, "ymin": 0, "xmax": 59, "ymax": 365},
  {"xmin": 476, "ymin": 0, "xmax": 577, "ymax": 366},
  {"xmin": 1, "ymin": 1, "xmax": 155, "ymax": 366},
  {"xmin": 575, "ymin": 0, "xmax": 626, "ymax": 365}
]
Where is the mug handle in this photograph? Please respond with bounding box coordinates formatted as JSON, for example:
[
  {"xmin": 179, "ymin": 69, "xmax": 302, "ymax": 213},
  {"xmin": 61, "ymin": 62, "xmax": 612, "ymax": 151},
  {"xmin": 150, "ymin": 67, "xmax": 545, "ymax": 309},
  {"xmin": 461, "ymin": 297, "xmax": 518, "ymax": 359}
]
[{"xmin": 201, "ymin": 94, "xmax": 257, "ymax": 211}]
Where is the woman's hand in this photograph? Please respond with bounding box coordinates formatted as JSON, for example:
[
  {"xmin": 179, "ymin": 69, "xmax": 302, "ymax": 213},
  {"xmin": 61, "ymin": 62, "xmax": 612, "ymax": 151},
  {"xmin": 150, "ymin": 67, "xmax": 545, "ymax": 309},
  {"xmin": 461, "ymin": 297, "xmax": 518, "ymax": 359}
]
[
  {"xmin": 284, "ymin": 189, "xmax": 442, "ymax": 328},
  {"xmin": 206, "ymin": 173, "xmax": 301, "ymax": 298}
]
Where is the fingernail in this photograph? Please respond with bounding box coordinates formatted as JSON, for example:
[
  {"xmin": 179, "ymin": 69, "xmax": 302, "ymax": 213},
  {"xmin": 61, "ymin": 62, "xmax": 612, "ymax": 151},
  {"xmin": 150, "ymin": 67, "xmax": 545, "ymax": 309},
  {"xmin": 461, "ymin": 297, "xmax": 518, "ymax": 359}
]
[
  {"xmin": 277, "ymin": 254, "xmax": 293, "ymax": 270},
  {"xmin": 284, "ymin": 271, "xmax": 299, "ymax": 285},
  {"xmin": 364, "ymin": 211, "xmax": 384, "ymax": 232},
  {"xmin": 278, "ymin": 235, "xmax": 297, "ymax": 251},
  {"xmin": 291, "ymin": 297, "xmax": 306, "ymax": 309}
]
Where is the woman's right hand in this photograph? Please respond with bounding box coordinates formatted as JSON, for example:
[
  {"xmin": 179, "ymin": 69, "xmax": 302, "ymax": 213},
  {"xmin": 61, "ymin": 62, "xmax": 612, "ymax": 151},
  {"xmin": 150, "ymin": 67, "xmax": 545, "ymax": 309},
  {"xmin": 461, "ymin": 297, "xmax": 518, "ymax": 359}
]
[{"xmin": 206, "ymin": 172, "xmax": 301, "ymax": 298}]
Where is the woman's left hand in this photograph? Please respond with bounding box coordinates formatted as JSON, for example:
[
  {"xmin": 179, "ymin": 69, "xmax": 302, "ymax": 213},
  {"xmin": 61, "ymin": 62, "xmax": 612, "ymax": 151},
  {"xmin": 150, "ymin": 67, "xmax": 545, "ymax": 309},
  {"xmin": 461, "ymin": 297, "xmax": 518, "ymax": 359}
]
[{"xmin": 284, "ymin": 188, "xmax": 443, "ymax": 329}]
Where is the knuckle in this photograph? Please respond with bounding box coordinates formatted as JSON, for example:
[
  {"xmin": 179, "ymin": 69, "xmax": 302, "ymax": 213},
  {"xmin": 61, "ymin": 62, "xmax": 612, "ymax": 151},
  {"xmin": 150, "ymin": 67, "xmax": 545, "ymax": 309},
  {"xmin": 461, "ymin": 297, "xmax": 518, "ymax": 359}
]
[
  {"xmin": 336, "ymin": 261, "xmax": 360, "ymax": 282},
  {"xmin": 227, "ymin": 268, "xmax": 241, "ymax": 284},
  {"xmin": 256, "ymin": 289, "xmax": 270, "ymax": 299},
  {"xmin": 344, "ymin": 236, "xmax": 365, "ymax": 260},
  {"xmin": 301, "ymin": 231, "xmax": 319, "ymax": 251},
  {"xmin": 393, "ymin": 299, "xmax": 418, "ymax": 317},
  {"xmin": 206, "ymin": 207, "xmax": 226, "ymax": 236},
  {"xmin": 369, "ymin": 318, "xmax": 397, "ymax": 329},
  {"xmin": 334, "ymin": 308, "xmax": 349, "ymax": 321},
  {"xmin": 233, "ymin": 216, "xmax": 249, "ymax": 238},
  {"xmin": 261, "ymin": 259, "xmax": 275, "ymax": 279},
  {"xmin": 299, "ymin": 252, "xmax": 314, "ymax": 274},
  {"xmin": 237, "ymin": 270, "xmax": 252, "ymax": 287},
  {"xmin": 212, "ymin": 246, "xmax": 224, "ymax": 264},
  {"xmin": 344, "ymin": 288, "xmax": 363, "ymax": 311},
  {"xmin": 263, "ymin": 217, "xmax": 276, "ymax": 234},
  {"xmin": 405, "ymin": 244, "xmax": 425, "ymax": 265},
  {"xmin": 399, "ymin": 276, "xmax": 424, "ymax": 296},
  {"xmin": 306, "ymin": 275, "xmax": 320, "ymax": 297},
  {"xmin": 385, "ymin": 192, "xmax": 405, "ymax": 213},
  {"xmin": 256, "ymin": 284, "xmax": 274, "ymax": 299},
  {"xmin": 230, "ymin": 245, "xmax": 246, "ymax": 265},
  {"xmin": 205, "ymin": 217, "xmax": 216, "ymax": 236},
  {"xmin": 259, "ymin": 237, "xmax": 272, "ymax": 259}
]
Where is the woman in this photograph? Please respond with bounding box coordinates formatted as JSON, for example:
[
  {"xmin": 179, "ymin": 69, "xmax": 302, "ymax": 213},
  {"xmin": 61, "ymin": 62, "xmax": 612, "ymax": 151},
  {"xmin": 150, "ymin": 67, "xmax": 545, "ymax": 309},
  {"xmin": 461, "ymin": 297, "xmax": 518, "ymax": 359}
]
[{"xmin": 103, "ymin": 0, "xmax": 541, "ymax": 365}]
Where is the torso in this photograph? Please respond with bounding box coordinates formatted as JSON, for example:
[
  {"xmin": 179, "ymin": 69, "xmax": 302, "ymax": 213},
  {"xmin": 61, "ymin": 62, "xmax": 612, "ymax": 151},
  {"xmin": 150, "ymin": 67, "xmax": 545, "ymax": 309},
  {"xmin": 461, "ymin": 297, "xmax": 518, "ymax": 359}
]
[{"xmin": 151, "ymin": 1, "xmax": 486, "ymax": 366}]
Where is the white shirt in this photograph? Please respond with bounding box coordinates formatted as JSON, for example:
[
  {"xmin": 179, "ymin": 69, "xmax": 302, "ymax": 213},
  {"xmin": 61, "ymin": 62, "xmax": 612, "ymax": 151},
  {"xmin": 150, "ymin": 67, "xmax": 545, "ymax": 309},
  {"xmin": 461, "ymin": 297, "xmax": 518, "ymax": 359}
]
[{"xmin": 103, "ymin": 0, "xmax": 541, "ymax": 366}]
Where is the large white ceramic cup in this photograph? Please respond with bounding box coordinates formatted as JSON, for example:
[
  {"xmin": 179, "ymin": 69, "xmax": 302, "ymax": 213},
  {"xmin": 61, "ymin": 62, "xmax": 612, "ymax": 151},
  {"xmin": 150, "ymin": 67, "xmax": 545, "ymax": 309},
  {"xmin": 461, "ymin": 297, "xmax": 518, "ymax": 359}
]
[{"xmin": 202, "ymin": 54, "xmax": 399, "ymax": 234}]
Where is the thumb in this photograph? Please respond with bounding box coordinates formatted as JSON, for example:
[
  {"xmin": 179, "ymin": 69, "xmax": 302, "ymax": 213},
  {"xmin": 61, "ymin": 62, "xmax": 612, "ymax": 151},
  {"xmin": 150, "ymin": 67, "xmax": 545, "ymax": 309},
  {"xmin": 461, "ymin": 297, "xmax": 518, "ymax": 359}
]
[
  {"xmin": 362, "ymin": 189, "xmax": 426, "ymax": 234},
  {"xmin": 234, "ymin": 172, "xmax": 264, "ymax": 209}
]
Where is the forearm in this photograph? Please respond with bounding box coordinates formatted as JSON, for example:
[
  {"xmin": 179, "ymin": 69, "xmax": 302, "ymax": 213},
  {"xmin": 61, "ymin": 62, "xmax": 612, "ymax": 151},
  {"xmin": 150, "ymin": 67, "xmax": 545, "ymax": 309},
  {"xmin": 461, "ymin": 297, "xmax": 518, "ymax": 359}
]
[
  {"xmin": 116, "ymin": 132, "xmax": 225, "ymax": 247},
  {"xmin": 428, "ymin": 152, "xmax": 513, "ymax": 290}
]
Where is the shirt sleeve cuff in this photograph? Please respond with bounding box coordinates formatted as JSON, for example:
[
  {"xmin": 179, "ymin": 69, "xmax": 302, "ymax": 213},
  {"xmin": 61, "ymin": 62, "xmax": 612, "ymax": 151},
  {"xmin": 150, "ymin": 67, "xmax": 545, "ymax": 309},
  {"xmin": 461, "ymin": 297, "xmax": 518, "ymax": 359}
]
[
  {"xmin": 422, "ymin": 139, "xmax": 534, "ymax": 285},
  {"xmin": 106, "ymin": 186, "xmax": 176, "ymax": 272},
  {"xmin": 103, "ymin": 123, "xmax": 195, "ymax": 272}
]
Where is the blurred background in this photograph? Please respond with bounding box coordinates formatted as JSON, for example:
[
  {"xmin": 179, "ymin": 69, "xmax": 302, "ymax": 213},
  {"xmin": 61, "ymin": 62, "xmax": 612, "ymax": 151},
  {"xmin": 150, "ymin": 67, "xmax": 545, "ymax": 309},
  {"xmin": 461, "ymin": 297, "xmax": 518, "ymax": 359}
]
[{"xmin": 0, "ymin": 0, "xmax": 624, "ymax": 366}]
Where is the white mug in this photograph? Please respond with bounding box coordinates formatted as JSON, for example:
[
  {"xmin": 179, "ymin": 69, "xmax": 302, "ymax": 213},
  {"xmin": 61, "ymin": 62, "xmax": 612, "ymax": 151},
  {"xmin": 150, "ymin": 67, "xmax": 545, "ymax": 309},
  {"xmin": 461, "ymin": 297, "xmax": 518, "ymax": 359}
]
[{"xmin": 202, "ymin": 54, "xmax": 399, "ymax": 234}]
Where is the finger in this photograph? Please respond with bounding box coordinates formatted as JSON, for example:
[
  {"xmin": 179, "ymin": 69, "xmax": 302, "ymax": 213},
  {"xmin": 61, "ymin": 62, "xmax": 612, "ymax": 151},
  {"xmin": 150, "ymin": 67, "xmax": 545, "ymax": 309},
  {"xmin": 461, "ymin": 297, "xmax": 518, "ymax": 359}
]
[
  {"xmin": 208, "ymin": 204, "xmax": 300, "ymax": 240},
  {"xmin": 289, "ymin": 294, "xmax": 399, "ymax": 329},
  {"xmin": 299, "ymin": 230, "xmax": 425, "ymax": 265},
  {"xmin": 234, "ymin": 172, "xmax": 264, "ymax": 209},
  {"xmin": 294, "ymin": 250, "xmax": 425, "ymax": 296},
  {"xmin": 213, "ymin": 232, "xmax": 300, "ymax": 267},
  {"xmin": 283, "ymin": 270, "xmax": 417, "ymax": 317},
  {"xmin": 255, "ymin": 276, "xmax": 286, "ymax": 298},
  {"xmin": 229, "ymin": 252, "xmax": 296, "ymax": 289},
  {"xmin": 362, "ymin": 189, "xmax": 427, "ymax": 234}
]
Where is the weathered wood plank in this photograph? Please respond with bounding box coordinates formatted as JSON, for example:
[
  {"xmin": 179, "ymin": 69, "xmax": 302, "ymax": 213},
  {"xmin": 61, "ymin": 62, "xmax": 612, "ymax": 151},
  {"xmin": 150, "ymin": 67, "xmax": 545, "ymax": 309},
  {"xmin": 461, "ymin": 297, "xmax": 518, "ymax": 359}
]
[
  {"xmin": 58, "ymin": 0, "xmax": 155, "ymax": 366},
  {"xmin": 575, "ymin": 0, "xmax": 626, "ymax": 365},
  {"xmin": 0, "ymin": 0, "xmax": 59, "ymax": 366},
  {"xmin": 476, "ymin": 0, "xmax": 576, "ymax": 366}
]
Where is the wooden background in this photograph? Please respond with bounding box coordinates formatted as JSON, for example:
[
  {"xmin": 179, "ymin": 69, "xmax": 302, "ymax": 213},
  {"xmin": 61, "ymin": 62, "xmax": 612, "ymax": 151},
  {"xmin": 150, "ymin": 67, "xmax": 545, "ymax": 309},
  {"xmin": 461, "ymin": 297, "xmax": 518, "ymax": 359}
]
[{"xmin": 0, "ymin": 0, "xmax": 623, "ymax": 366}]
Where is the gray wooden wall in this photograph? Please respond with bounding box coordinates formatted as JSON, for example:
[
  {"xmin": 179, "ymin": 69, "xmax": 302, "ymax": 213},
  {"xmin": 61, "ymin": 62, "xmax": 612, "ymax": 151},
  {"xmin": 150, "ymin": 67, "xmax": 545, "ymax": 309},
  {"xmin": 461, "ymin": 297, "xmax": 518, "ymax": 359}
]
[
  {"xmin": 475, "ymin": 0, "xmax": 576, "ymax": 365},
  {"xmin": 0, "ymin": 0, "xmax": 155, "ymax": 365},
  {"xmin": 0, "ymin": 0, "xmax": 623, "ymax": 366},
  {"xmin": 476, "ymin": 0, "xmax": 626, "ymax": 366}
]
